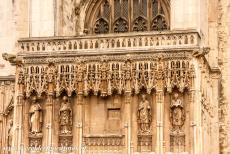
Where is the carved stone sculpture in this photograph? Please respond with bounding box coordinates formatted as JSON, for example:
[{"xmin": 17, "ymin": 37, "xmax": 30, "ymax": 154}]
[
  {"xmin": 100, "ymin": 61, "xmax": 109, "ymax": 97},
  {"xmin": 59, "ymin": 96, "xmax": 72, "ymax": 134},
  {"xmin": 170, "ymin": 93, "xmax": 186, "ymax": 152},
  {"xmin": 29, "ymin": 97, "xmax": 42, "ymax": 134},
  {"xmin": 170, "ymin": 93, "xmax": 185, "ymax": 130},
  {"xmin": 7, "ymin": 119, "xmax": 13, "ymax": 149},
  {"xmin": 138, "ymin": 94, "xmax": 152, "ymax": 134},
  {"xmin": 2, "ymin": 53, "xmax": 16, "ymax": 64},
  {"xmin": 124, "ymin": 60, "xmax": 132, "ymax": 92}
]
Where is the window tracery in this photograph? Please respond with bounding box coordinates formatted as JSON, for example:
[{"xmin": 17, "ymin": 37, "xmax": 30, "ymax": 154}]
[
  {"xmin": 89, "ymin": 0, "xmax": 170, "ymax": 34},
  {"xmin": 114, "ymin": 17, "xmax": 128, "ymax": 33},
  {"xmin": 94, "ymin": 18, "xmax": 109, "ymax": 34}
]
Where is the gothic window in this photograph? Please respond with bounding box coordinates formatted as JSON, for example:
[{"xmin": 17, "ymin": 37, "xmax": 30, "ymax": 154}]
[
  {"xmin": 93, "ymin": 0, "xmax": 110, "ymax": 34},
  {"xmin": 88, "ymin": 0, "xmax": 170, "ymax": 34}
]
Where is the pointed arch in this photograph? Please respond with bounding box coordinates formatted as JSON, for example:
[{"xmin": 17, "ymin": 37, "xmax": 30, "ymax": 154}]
[{"xmin": 83, "ymin": 0, "xmax": 170, "ymax": 34}]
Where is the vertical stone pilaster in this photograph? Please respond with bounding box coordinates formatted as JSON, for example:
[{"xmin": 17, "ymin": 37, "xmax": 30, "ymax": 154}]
[
  {"xmin": 156, "ymin": 90, "xmax": 164, "ymax": 154},
  {"xmin": 76, "ymin": 94, "xmax": 83, "ymax": 154},
  {"xmin": 192, "ymin": 60, "xmax": 203, "ymax": 154},
  {"xmin": 189, "ymin": 89, "xmax": 195, "ymax": 154},
  {"xmin": 13, "ymin": 95, "xmax": 24, "ymax": 154},
  {"xmin": 193, "ymin": 89, "xmax": 203, "ymax": 154},
  {"xmin": 44, "ymin": 70, "xmax": 55, "ymax": 153},
  {"xmin": 44, "ymin": 94, "xmax": 54, "ymax": 154},
  {"xmin": 124, "ymin": 92, "xmax": 132, "ymax": 154},
  {"xmin": 210, "ymin": 72, "xmax": 220, "ymax": 154},
  {"xmin": 11, "ymin": 63, "xmax": 25, "ymax": 154},
  {"xmin": 1, "ymin": 114, "xmax": 6, "ymax": 154}
]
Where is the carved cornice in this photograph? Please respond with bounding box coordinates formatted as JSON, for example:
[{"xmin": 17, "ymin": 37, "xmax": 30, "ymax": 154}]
[
  {"xmin": 19, "ymin": 51, "xmax": 193, "ymax": 65},
  {"xmin": 0, "ymin": 75, "xmax": 15, "ymax": 82}
]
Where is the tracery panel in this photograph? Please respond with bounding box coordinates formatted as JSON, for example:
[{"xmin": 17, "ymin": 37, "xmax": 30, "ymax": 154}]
[
  {"xmin": 94, "ymin": 0, "xmax": 110, "ymax": 34},
  {"xmin": 86, "ymin": 0, "xmax": 170, "ymax": 34}
]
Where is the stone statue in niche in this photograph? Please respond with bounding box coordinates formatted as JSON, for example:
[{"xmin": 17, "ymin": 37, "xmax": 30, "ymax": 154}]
[
  {"xmin": 7, "ymin": 119, "xmax": 13, "ymax": 148},
  {"xmin": 138, "ymin": 94, "xmax": 152, "ymax": 134},
  {"xmin": 170, "ymin": 93, "xmax": 186, "ymax": 152},
  {"xmin": 59, "ymin": 96, "xmax": 72, "ymax": 134},
  {"xmin": 124, "ymin": 60, "xmax": 132, "ymax": 92},
  {"xmin": 29, "ymin": 97, "xmax": 42, "ymax": 134},
  {"xmin": 170, "ymin": 93, "xmax": 185, "ymax": 130}
]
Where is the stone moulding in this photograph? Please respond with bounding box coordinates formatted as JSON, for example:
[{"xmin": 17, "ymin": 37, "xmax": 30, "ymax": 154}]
[
  {"xmin": 83, "ymin": 135, "xmax": 125, "ymax": 146},
  {"xmin": 19, "ymin": 51, "xmax": 193, "ymax": 64}
]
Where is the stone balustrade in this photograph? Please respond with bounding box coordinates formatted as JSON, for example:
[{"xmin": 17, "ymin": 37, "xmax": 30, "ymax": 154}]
[{"xmin": 18, "ymin": 30, "xmax": 200, "ymax": 53}]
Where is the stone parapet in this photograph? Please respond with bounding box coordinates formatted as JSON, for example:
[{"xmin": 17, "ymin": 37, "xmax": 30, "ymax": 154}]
[{"xmin": 18, "ymin": 30, "xmax": 200, "ymax": 54}]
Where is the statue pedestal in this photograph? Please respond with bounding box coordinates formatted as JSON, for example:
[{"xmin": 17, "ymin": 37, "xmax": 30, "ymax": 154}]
[
  {"xmin": 137, "ymin": 134, "xmax": 152, "ymax": 153},
  {"xmin": 58, "ymin": 134, "xmax": 73, "ymax": 152},
  {"xmin": 170, "ymin": 130, "xmax": 185, "ymax": 153},
  {"xmin": 28, "ymin": 133, "xmax": 43, "ymax": 152}
]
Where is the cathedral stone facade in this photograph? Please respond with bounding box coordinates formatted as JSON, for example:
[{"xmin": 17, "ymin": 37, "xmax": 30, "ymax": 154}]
[{"xmin": 0, "ymin": 0, "xmax": 230, "ymax": 154}]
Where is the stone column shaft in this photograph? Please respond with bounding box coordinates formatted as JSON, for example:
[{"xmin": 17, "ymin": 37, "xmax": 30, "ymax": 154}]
[
  {"xmin": 45, "ymin": 94, "xmax": 54, "ymax": 154},
  {"xmin": 76, "ymin": 94, "xmax": 83, "ymax": 154},
  {"xmin": 156, "ymin": 90, "xmax": 164, "ymax": 154},
  {"xmin": 125, "ymin": 92, "xmax": 131, "ymax": 154},
  {"xmin": 189, "ymin": 89, "xmax": 195, "ymax": 154},
  {"xmin": 13, "ymin": 94, "xmax": 23, "ymax": 154}
]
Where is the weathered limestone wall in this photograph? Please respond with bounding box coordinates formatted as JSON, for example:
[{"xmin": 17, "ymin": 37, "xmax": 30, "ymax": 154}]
[
  {"xmin": 0, "ymin": 77, "xmax": 15, "ymax": 154},
  {"xmin": 171, "ymin": 0, "xmax": 203, "ymax": 31},
  {"xmin": 0, "ymin": 1, "xmax": 16, "ymax": 76},
  {"xmin": 0, "ymin": 0, "xmax": 29, "ymax": 76},
  {"xmin": 218, "ymin": 0, "xmax": 230, "ymax": 153},
  {"xmin": 30, "ymin": 0, "xmax": 55, "ymax": 37},
  {"xmin": 207, "ymin": 0, "xmax": 219, "ymax": 68}
]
